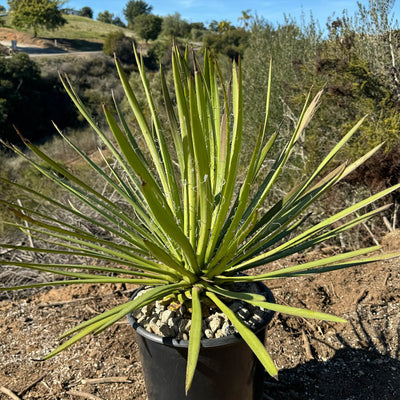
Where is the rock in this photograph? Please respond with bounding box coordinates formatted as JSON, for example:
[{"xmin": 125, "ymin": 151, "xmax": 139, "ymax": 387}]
[
  {"xmin": 178, "ymin": 319, "xmax": 185, "ymax": 333},
  {"xmin": 141, "ymin": 305, "xmax": 153, "ymax": 316},
  {"xmin": 133, "ymin": 286, "xmax": 267, "ymax": 341},
  {"xmin": 214, "ymin": 329, "xmax": 224, "ymax": 338},
  {"xmin": 155, "ymin": 301, "xmax": 166, "ymax": 311},
  {"xmin": 176, "ymin": 304, "xmax": 187, "ymax": 317},
  {"xmin": 204, "ymin": 329, "xmax": 214, "ymax": 339},
  {"xmin": 137, "ymin": 314, "xmax": 147, "ymax": 324},
  {"xmin": 208, "ymin": 316, "xmax": 222, "ymax": 333},
  {"xmin": 149, "ymin": 321, "xmax": 161, "ymax": 335},
  {"xmin": 184, "ymin": 319, "xmax": 191, "ymax": 333},
  {"xmin": 167, "ymin": 317, "xmax": 178, "ymax": 328},
  {"xmin": 221, "ymin": 321, "xmax": 236, "ymax": 336},
  {"xmin": 178, "ymin": 319, "xmax": 191, "ymax": 333},
  {"xmin": 160, "ymin": 309, "xmax": 175, "ymax": 324},
  {"xmin": 149, "ymin": 316, "xmax": 159, "ymax": 326},
  {"xmin": 158, "ymin": 323, "xmax": 175, "ymax": 337}
]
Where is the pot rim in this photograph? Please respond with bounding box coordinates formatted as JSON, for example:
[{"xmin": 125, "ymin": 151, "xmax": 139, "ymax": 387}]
[{"xmin": 127, "ymin": 282, "xmax": 275, "ymax": 349}]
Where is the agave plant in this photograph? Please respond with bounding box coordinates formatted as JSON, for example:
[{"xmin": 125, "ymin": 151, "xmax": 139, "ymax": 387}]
[{"xmin": 1, "ymin": 47, "xmax": 399, "ymax": 393}]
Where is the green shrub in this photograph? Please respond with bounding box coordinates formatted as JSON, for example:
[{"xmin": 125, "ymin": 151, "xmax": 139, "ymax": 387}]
[
  {"xmin": 0, "ymin": 53, "xmax": 78, "ymax": 144},
  {"xmin": 103, "ymin": 31, "xmax": 136, "ymax": 65},
  {"xmin": 203, "ymin": 28, "xmax": 250, "ymax": 60},
  {"xmin": 134, "ymin": 14, "xmax": 162, "ymax": 42},
  {"xmin": 78, "ymin": 6, "xmax": 93, "ymax": 19}
]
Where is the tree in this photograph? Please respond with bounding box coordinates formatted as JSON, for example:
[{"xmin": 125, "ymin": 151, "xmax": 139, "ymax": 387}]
[
  {"xmin": 0, "ymin": 53, "xmax": 77, "ymax": 143},
  {"xmin": 123, "ymin": 0, "xmax": 152, "ymax": 26},
  {"xmin": 161, "ymin": 12, "xmax": 190, "ymax": 38},
  {"xmin": 0, "ymin": 5, "xmax": 6, "ymax": 26},
  {"xmin": 97, "ymin": 10, "xmax": 114, "ymax": 24},
  {"xmin": 78, "ymin": 6, "xmax": 93, "ymax": 19},
  {"xmin": 7, "ymin": 0, "xmax": 66, "ymax": 37},
  {"xmin": 209, "ymin": 20, "xmax": 219, "ymax": 32},
  {"xmin": 217, "ymin": 20, "xmax": 234, "ymax": 33},
  {"xmin": 238, "ymin": 9, "xmax": 252, "ymax": 29},
  {"xmin": 134, "ymin": 13, "xmax": 162, "ymax": 41},
  {"xmin": 112, "ymin": 16, "xmax": 126, "ymax": 27},
  {"xmin": 97, "ymin": 10, "xmax": 125, "ymax": 26}
]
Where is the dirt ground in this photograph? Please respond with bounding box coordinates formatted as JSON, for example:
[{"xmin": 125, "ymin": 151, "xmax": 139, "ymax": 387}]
[
  {"xmin": 0, "ymin": 27, "xmax": 103, "ymax": 54},
  {"xmin": 0, "ymin": 27, "xmax": 56, "ymax": 48},
  {"xmin": 0, "ymin": 230, "xmax": 400, "ymax": 400}
]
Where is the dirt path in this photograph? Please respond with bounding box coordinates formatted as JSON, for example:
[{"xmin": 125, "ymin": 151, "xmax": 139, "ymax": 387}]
[{"xmin": 0, "ymin": 27, "xmax": 102, "ymax": 58}]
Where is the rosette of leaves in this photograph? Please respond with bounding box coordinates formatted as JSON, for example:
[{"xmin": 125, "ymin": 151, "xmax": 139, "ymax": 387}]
[{"xmin": 1, "ymin": 47, "xmax": 399, "ymax": 393}]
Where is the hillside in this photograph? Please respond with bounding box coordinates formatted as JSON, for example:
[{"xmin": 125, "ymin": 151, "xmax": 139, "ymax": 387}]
[{"xmin": 0, "ymin": 14, "xmax": 136, "ymax": 50}]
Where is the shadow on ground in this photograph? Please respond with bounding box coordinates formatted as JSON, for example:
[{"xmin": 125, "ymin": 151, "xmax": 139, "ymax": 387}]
[
  {"xmin": 40, "ymin": 38, "xmax": 103, "ymax": 51},
  {"xmin": 263, "ymin": 346, "xmax": 400, "ymax": 400},
  {"xmin": 16, "ymin": 45, "xmax": 67, "ymax": 54}
]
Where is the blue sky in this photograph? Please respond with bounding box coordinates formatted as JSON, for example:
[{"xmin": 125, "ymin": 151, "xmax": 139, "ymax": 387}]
[{"xmin": 63, "ymin": 0, "xmax": 398, "ymax": 27}]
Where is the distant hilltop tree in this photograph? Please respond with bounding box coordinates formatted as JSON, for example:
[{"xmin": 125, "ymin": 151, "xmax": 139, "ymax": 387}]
[
  {"xmin": 134, "ymin": 14, "xmax": 162, "ymax": 41},
  {"xmin": 78, "ymin": 6, "xmax": 93, "ymax": 19},
  {"xmin": 123, "ymin": 0, "xmax": 152, "ymax": 27},
  {"xmin": 97, "ymin": 10, "xmax": 126, "ymax": 27},
  {"xmin": 97, "ymin": 10, "xmax": 114, "ymax": 24},
  {"xmin": 7, "ymin": 0, "xmax": 67, "ymax": 37},
  {"xmin": 161, "ymin": 12, "xmax": 190, "ymax": 39},
  {"xmin": 112, "ymin": 17, "xmax": 126, "ymax": 27}
]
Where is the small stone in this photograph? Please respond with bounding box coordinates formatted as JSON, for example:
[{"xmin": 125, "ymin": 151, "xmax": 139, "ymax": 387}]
[
  {"xmin": 176, "ymin": 305, "xmax": 186, "ymax": 317},
  {"xmin": 184, "ymin": 320, "xmax": 191, "ymax": 333},
  {"xmin": 161, "ymin": 309, "xmax": 175, "ymax": 324},
  {"xmin": 204, "ymin": 329, "xmax": 214, "ymax": 339},
  {"xmin": 156, "ymin": 319, "xmax": 163, "ymax": 328},
  {"xmin": 167, "ymin": 318, "xmax": 179, "ymax": 335},
  {"xmin": 167, "ymin": 317, "xmax": 178, "ymax": 328},
  {"xmin": 141, "ymin": 305, "xmax": 153, "ymax": 316},
  {"xmin": 155, "ymin": 301, "xmax": 165, "ymax": 310},
  {"xmin": 221, "ymin": 321, "xmax": 236, "ymax": 336},
  {"xmin": 208, "ymin": 316, "xmax": 221, "ymax": 333},
  {"xmin": 158, "ymin": 323, "xmax": 175, "ymax": 337},
  {"xmin": 214, "ymin": 329, "xmax": 224, "ymax": 338},
  {"xmin": 149, "ymin": 316, "xmax": 159, "ymax": 326},
  {"xmin": 149, "ymin": 322, "xmax": 161, "ymax": 335},
  {"xmin": 178, "ymin": 319, "xmax": 186, "ymax": 333}
]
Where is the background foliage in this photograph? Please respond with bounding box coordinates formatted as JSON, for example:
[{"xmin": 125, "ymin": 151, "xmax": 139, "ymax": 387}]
[
  {"xmin": 7, "ymin": 0, "xmax": 66, "ymax": 36},
  {"xmin": 1, "ymin": 0, "xmax": 400, "ymax": 244}
]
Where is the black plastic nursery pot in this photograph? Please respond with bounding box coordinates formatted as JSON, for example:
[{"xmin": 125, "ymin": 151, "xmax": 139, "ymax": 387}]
[{"xmin": 127, "ymin": 284, "xmax": 275, "ymax": 400}]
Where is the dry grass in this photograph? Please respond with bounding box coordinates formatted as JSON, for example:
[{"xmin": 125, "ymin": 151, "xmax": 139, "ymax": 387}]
[{"xmin": 0, "ymin": 14, "xmax": 136, "ymax": 42}]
